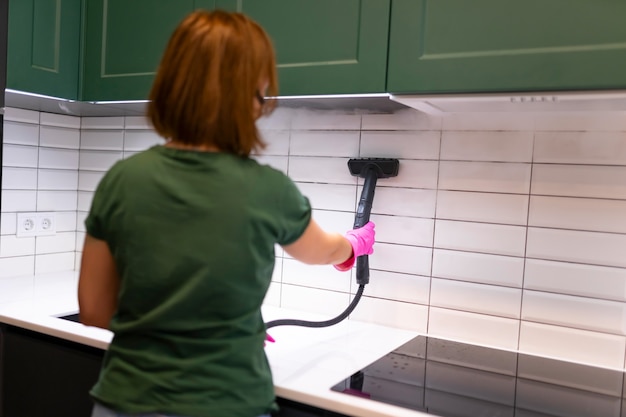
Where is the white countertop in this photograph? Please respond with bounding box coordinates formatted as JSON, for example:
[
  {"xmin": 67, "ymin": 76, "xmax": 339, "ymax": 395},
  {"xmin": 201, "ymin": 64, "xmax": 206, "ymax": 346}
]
[{"xmin": 0, "ymin": 272, "xmax": 427, "ymax": 417}]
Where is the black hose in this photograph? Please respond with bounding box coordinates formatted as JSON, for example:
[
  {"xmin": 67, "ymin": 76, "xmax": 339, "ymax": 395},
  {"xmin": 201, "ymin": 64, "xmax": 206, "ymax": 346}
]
[
  {"xmin": 264, "ymin": 161, "xmax": 394, "ymax": 330},
  {"xmin": 265, "ymin": 284, "xmax": 365, "ymax": 329}
]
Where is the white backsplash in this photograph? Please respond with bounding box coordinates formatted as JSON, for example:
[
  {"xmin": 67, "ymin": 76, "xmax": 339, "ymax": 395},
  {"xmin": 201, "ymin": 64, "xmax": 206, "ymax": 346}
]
[{"xmin": 3, "ymin": 105, "xmax": 626, "ymax": 368}]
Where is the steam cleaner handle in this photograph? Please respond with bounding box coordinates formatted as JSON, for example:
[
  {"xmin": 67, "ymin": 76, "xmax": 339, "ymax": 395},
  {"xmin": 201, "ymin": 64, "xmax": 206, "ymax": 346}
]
[
  {"xmin": 356, "ymin": 254, "xmax": 370, "ymax": 285},
  {"xmin": 354, "ymin": 206, "xmax": 370, "ymax": 279},
  {"xmin": 335, "ymin": 222, "xmax": 375, "ymax": 271},
  {"xmin": 353, "ymin": 197, "xmax": 372, "ymax": 229},
  {"xmin": 353, "ymin": 170, "xmax": 376, "ymax": 285},
  {"xmin": 346, "ymin": 221, "xmax": 376, "ymax": 285}
]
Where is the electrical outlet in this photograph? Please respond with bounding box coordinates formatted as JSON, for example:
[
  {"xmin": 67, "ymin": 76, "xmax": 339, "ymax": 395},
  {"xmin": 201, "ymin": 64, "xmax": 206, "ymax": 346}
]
[
  {"xmin": 16, "ymin": 213, "xmax": 37, "ymax": 237},
  {"xmin": 16, "ymin": 212, "xmax": 57, "ymax": 237},
  {"xmin": 37, "ymin": 212, "xmax": 56, "ymax": 236}
]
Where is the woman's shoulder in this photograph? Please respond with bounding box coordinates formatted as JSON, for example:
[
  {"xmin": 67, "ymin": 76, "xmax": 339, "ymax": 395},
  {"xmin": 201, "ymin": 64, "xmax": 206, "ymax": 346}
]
[
  {"xmin": 245, "ymin": 157, "xmax": 291, "ymax": 184},
  {"xmin": 97, "ymin": 146, "xmax": 161, "ymax": 183}
]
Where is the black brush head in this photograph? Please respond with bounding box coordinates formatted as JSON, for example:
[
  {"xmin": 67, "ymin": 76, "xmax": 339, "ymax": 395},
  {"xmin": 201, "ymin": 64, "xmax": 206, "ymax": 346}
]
[{"xmin": 348, "ymin": 158, "xmax": 400, "ymax": 178}]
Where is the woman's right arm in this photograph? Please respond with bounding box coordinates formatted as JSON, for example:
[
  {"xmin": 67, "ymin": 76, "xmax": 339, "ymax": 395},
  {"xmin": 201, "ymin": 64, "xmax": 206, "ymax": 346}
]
[{"xmin": 282, "ymin": 219, "xmax": 374, "ymax": 267}]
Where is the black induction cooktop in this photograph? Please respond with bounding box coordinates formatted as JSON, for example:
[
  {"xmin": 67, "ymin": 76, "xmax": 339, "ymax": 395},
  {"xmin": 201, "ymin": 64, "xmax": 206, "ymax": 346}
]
[{"xmin": 331, "ymin": 335, "xmax": 626, "ymax": 417}]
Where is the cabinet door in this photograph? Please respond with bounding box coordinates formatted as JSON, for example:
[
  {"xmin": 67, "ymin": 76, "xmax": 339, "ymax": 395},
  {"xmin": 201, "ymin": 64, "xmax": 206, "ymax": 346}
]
[
  {"xmin": 7, "ymin": 0, "xmax": 82, "ymax": 99},
  {"xmin": 217, "ymin": 0, "xmax": 390, "ymax": 96},
  {"xmin": 81, "ymin": 0, "xmax": 197, "ymax": 101},
  {"xmin": 194, "ymin": 0, "xmax": 223, "ymax": 9},
  {"xmin": 275, "ymin": 397, "xmax": 350, "ymax": 417},
  {"xmin": 0, "ymin": 325, "xmax": 104, "ymax": 416},
  {"xmin": 387, "ymin": 0, "xmax": 626, "ymax": 94}
]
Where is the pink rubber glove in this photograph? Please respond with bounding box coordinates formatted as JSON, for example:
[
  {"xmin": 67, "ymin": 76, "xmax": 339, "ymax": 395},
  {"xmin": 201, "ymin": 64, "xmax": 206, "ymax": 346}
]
[
  {"xmin": 334, "ymin": 221, "xmax": 375, "ymax": 271},
  {"xmin": 264, "ymin": 333, "xmax": 275, "ymax": 347}
]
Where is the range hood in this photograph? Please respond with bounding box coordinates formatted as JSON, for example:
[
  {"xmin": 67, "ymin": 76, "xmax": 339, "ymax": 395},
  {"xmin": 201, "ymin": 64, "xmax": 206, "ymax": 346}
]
[{"xmin": 390, "ymin": 90, "xmax": 626, "ymax": 115}]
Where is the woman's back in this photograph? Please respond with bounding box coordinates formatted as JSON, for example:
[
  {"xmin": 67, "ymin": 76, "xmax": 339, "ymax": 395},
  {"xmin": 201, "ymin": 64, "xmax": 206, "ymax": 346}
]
[{"xmin": 85, "ymin": 145, "xmax": 310, "ymax": 417}]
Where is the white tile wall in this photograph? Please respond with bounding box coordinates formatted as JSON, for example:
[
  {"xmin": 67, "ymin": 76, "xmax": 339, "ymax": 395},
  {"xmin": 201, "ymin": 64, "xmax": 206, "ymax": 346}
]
[
  {"xmin": 432, "ymin": 249, "xmax": 524, "ymax": 288},
  {"xmin": 524, "ymin": 259, "xmax": 626, "ymax": 302},
  {"xmin": 4, "ymin": 106, "xmax": 626, "ymax": 368},
  {"xmin": 257, "ymin": 107, "xmax": 626, "ymax": 364},
  {"xmin": 349, "ymin": 296, "xmax": 428, "ymax": 333},
  {"xmin": 428, "ymin": 307, "xmax": 520, "ymax": 350},
  {"xmin": 365, "ymin": 270, "xmax": 430, "ymax": 305},
  {"xmin": 532, "ymin": 164, "xmax": 626, "ymax": 199},
  {"xmin": 533, "ymin": 111, "xmax": 626, "ymax": 132},
  {"xmin": 81, "ymin": 116, "xmax": 124, "ymax": 129},
  {"xmin": 434, "ymin": 220, "xmax": 527, "ymax": 257},
  {"xmin": 361, "ymin": 108, "xmax": 442, "ymax": 131},
  {"xmin": 519, "ymin": 322, "xmax": 626, "ymax": 369},
  {"xmin": 4, "ymin": 122, "xmax": 39, "ymax": 146},
  {"xmin": 77, "ymin": 191, "xmax": 93, "ymax": 212},
  {"xmin": 371, "ymin": 187, "xmax": 436, "ymax": 217},
  {"xmin": 373, "ymin": 160, "xmax": 439, "ymax": 189},
  {"xmin": 40, "ymin": 112, "xmax": 81, "ymax": 129},
  {"xmin": 3, "ymin": 144, "xmax": 39, "ymax": 168},
  {"xmin": 288, "ymin": 156, "xmax": 356, "ymax": 185},
  {"xmin": 1, "ymin": 110, "xmax": 81, "ymax": 274},
  {"xmin": 1, "ymin": 212, "xmax": 17, "ymax": 235},
  {"xmin": 80, "ymin": 130, "xmax": 124, "ymax": 150},
  {"xmin": 291, "ymin": 109, "xmax": 361, "ymax": 130},
  {"xmin": 430, "ymin": 278, "xmax": 522, "ymax": 319},
  {"xmin": 0, "ymin": 255, "xmax": 34, "ymax": 278},
  {"xmin": 39, "ymin": 126, "xmax": 80, "ymax": 149},
  {"xmin": 281, "ymin": 258, "xmax": 351, "ymax": 293},
  {"xmin": 79, "ymin": 150, "xmax": 123, "ymax": 171},
  {"xmin": 37, "ymin": 191, "xmax": 78, "ymax": 211},
  {"xmin": 534, "ymin": 131, "xmax": 626, "ymax": 165},
  {"xmin": 522, "ymin": 290, "xmax": 626, "ymax": 335},
  {"xmin": 370, "ymin": 214, "xmax": 433, "ymax": 246},
  {"xmin": 437, "ymin": 191, "xmax": 529, "ymax": 225},
  {"xmin": 280, "ymin": 284, "xmax": 351, "ymax": 316},
  {"xmin": 123, "ymin": 130, "xmax": 164, "ymax": 151},
  {"xmin": 35, "ymin": 252, "xmax": 76, "ymax": 275},
  {"xmin": 438, "ymin": 161, "xmax": 531, "ymax": 194},
  {"xmin": 38, "ymin": 148, "xmax": 79, "ymax": 170},
  {"xmin": 37, "ymin": 169, "xmax": 79, "ymax": 190},
  {"xmin": 3, "ymin": 167, "xmax": 38, "ymax": 190},
  {"xmin": 440, "ymin": 131, "xmax": 533, "ymax": 162},
  {"xmin": 360, "ymin": 131, "xmax": 440, "ymax": 160},
  {"xmin": 290, "ymin": 131, "xmax": 359, "ymax": 157},
  {"xmin": 295, "ymin": 183, "xmax": 356, "ymax": 211},
  {"xmin": 527, "ymin": 227, "xmax": 626, "ymax": 269},
  {"xmin": 306, "ymin": 211, "xmax": 354, "ymax": 240},
  {"xmin": 1, "ymin": 190, "xmax": 37, "ymax": 212},
  {"xmin": 529, "ymin": 195, "xmax": 626, "ymax": 233},
  {"xmin": 369, "ymin": 243, "xmax": 433, "ymax": 276}
]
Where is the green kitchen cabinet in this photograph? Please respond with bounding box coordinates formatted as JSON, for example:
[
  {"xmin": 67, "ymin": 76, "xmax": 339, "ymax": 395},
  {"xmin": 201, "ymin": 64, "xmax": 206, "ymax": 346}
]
[
  {"xmin": 9, "ymin": 0, "xmax": 390, "ymax": 101},
  {"xmin": 83, "ymin": 0, "xmax": 391, "ymax": 99},
  {"xmin": 8, "ymin": 0, "xmax": 222, "ymax": 102},
  {"xmin": 387, "ymin": 0, "xmax": 626, "ymax": 94},
  {"xmin": 7, "ymin": 0, "xmax": 82, "ymax": 99},
  {"xmin": 212, "ymin": 0, "xmax": 391, "ymax": 96},
  {"xmin": 80, "ymin": 0, "xmax": 200, "ymax": 102}
]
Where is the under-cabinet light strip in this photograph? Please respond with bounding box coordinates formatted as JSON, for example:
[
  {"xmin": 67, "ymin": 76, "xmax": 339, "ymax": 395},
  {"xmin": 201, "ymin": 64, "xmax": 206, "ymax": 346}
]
[{"xmin": 7, "ymin": 89, "xmax": 392, "ymax": 105}]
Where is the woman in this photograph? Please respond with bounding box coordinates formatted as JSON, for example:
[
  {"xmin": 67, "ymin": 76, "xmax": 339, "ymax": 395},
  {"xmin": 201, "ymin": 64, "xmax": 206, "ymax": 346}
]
[{"xmin": 78, "ymin": 9, "xmax": 374, "ymax": 417}]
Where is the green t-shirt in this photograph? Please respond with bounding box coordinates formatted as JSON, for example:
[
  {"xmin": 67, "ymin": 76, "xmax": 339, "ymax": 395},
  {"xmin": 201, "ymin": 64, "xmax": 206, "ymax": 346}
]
[{"xmin": 85, "ymin": 145, "xmax": 311, "ymax": 417}]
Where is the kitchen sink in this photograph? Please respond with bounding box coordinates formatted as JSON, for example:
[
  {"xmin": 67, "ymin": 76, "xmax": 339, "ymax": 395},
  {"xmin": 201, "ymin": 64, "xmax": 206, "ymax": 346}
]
[{"xmin": 57, "ymin": 313, "xmax": 80, "ymax": 323}]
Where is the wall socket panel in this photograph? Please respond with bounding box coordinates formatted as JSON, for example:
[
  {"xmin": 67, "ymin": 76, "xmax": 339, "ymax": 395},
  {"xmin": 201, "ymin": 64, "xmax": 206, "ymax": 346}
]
[{"xmin": 16, "ymin": 212, "xmax": 57, "ymax": 238}]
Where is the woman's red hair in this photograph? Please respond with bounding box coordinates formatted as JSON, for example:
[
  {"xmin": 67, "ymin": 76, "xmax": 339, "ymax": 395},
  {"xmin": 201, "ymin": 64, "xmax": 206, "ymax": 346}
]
[{"xmin": 148, "ymin": 10, "xmax": 278, "ymax": 156}]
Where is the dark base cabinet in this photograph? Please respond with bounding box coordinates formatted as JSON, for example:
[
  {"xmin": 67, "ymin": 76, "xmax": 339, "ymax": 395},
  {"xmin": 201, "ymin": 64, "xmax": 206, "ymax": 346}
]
[
  {"xmin": 274, "ymin": 398, "xmax": 350, "ymax": 417},
  {"xmin": 0, "ymin": 324, "xmax": 104, "ymax": 417},
  {"xmin": 0, "ymin": 325, "xmax": 350, "ymax": 417}
]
